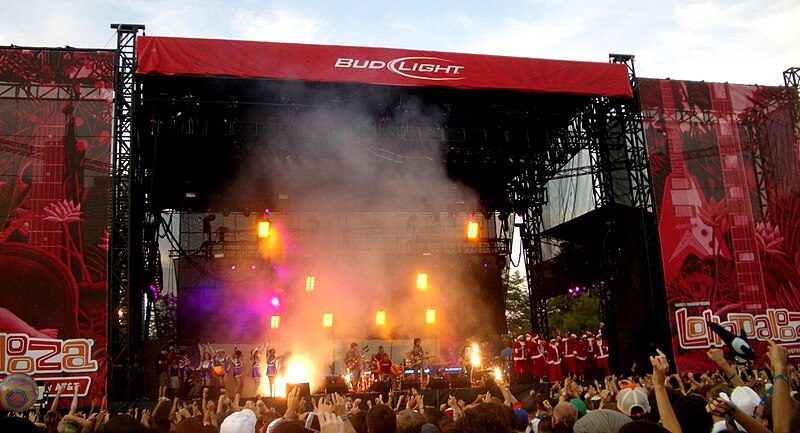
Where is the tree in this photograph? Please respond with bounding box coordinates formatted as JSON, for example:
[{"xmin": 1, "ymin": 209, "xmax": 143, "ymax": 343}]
[
  {"xmin": 504, "ymin": 270, "xmax": 531, "ymax": 336},
  {"xmin": 547, "ymin": 293, "xmax": 600, "ymax": 336}
]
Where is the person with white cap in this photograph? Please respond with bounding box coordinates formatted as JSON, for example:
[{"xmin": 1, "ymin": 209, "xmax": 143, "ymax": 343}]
[
  {"xmin": 220, "ymin": 408, "xmax": 256, "ymax": 433},
  {"xmin": 617, "ymin": 385, "xmax": 650, "ymax": 421}
]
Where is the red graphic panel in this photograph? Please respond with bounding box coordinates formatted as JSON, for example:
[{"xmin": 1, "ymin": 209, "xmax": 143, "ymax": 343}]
[
  {"xmin": 641, "ymin": 78, "xmax": 800, "ymax": 372},
  {"xmin": 136, "ymin": 36, "xmax": 632, "ymax": 98},
  {"xmin": 0, "ymin": 47, "xmax": 113, "ymax": 404}
]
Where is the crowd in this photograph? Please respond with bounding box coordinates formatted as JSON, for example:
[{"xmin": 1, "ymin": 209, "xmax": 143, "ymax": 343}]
[{"xmin": 2, "ymin": 339, "xmax": 798, "ymax": 433}]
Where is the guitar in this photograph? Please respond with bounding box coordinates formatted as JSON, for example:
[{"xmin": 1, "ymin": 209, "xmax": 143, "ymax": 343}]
[
  {"xmin": 710, "ymin": 83, "xmax": 768, "ymax": 315},
  {"xmin": 657, "ymin": 80, "xmax": 723, "ymax": 275},
  {"xmin": 345, "ymin": 346, "xmax": 370, "ymax": 370}
]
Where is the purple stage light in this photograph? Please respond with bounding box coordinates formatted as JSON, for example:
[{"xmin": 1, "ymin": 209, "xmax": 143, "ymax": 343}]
[{"xmin": 270, "ymin": 296, "xmax": 280, "ymax": 307}]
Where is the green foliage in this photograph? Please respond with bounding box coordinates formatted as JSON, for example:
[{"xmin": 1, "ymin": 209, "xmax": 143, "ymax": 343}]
[
  {"xmin": 504, "ymin": 270, "xmax": 531, "ymax": 336},
  {"xmin": 547, "ymin": 294, "xmax": 600, "ymax": 336},
  {"xmin": 151, "ymin": 293, "xmax": 178, "ymax": 346}
]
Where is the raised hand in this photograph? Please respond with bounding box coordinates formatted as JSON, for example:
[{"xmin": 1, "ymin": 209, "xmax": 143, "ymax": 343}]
[{"xmin": 650, "ymin": 348, "xmax": 669, "ymax": 387}]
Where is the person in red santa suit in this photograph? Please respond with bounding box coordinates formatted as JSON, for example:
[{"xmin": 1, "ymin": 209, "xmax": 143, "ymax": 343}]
[
  {"xmin": 544, "ymin": 338, "xmax": 563, "ymax": 382},
  {"xmin": 523, "ymin": 334, "xmax": 537, "ymax": 375},
  {"xmin": 584, "ymin": 332, "xmax": 596, "ymax": 379},
  {"xmin": 562, "ymin": 334, "xmax": 578, "ymax": 378},
  {"xmin": 575, "ymin": 334, "xmax": 588, "ymax": 380},
  {"xmin": 594, "ymin": 331, "xmax": 611, "ymax": 378},
  {"xmin": 512, "ymin": 334, "xmax": 527, "ymax": 382},
  {"xmin": 529, "ymin": 335, "xmax": 547, "ymax": 380}
]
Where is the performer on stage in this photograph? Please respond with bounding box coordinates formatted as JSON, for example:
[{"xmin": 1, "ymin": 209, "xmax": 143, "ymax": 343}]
[
  {"xmin": 211, "ymin": 345, "xmax": 228, "ymax": 390},
  {"xmin": 544, "ymin": 338, "xmax": 563, "ymax": 382},
  {"xmin": 344, "ymin": 342, "xmax": 364, "ymax": 390},
  {"xmin": 197, "ymin": 350, "xmax": 214, "ymax": 388},
  {"xmin": 512, "ymin": 334, "xmax": 527, "ymax": 382},
  {"xmin": 228, "ymin": 345, "xmax": 245, "ymax": 395},
  {"xmin": 378, "ymin": 352, "xmax": 393, "ymax": 381},
  {"xmin": 595, "ymin": 332, "xmax": 611, "ymax": 378},
  {"xmin": 266, "ymin": 348, "xmax": 279, "ymax": 396},
  {"xmin": 563, "ymin": 334, "xmax": 578, "ymax": 378},
  {"xmin": 250, "ymin": 344, "xmax": 265, "ymax": 395},
  {"xmin": 584, "ymin": 332, "xmax": 596, "ymax": 379},
  {"xmin": 371, "ymin": 346, "xmax": 388, "ymax": 380},
  {"xmin": 406, "ymin": 338, "xmax": 426, "ymax": 382},
  {"xmin": 529, "ymin": 335, "xmax": 547, "ymax": 380},
  {"xmin": 500, "ymin": 340, "xmax": 514, "ymax": 384},
  {"xmin": 575, "ymin": 335, "xmax": 588, "ymax": 381},
  {"xmin": 460, "ymin": 339, "xmax": 474, "ymax": 383}
]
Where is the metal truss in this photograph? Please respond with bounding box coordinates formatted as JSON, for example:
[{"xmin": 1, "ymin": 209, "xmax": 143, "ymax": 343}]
[
  {"xmin": 786, "ymin": 68, "xmax": 800, "ymax": 157},
  {"xmin": 108, "ymin": 23, "xmax": 145, "ymax": 401},
  {"xmin": 0, "ymin": 82, "xmax": 109, "ymax": 101},
  {"xmin": 585, "ymin": 55, "xmax": 664, "ymax": 335},
  {"xmin": 505, "ymin": 99, "xmax": 597, "ymax": 337}
]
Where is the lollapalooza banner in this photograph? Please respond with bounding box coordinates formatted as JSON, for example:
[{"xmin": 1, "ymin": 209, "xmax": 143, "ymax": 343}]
[
  {"xmin": 0, "ymin": 47, "xmax": 114, "ymax": 405},
  {"xmin": 641, "ymin": 78, "xmax": 800, "ymax": 372}
]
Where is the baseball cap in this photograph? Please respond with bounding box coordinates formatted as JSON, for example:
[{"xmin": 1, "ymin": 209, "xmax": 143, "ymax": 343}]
[{"xmin": 617, "ymin": 386, "xmax": 650, "ymax": 419}]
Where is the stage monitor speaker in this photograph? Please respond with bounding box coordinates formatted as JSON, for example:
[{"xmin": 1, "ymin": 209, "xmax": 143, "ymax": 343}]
[
  {"xmin": 401, "ymin": 379, "xmax": 420, "ymax": 390},
  {"xmin": 515, "ymin": 372, "xmax": 535, "ymax": 385},
  {"xmin": 368, "ymin": 380, "xmax": 391, "ymax": 402},
  {"xmin": 325, "ymin": 383, "xmax": 349, "ymax": 394},
  {"xmin": 428, "ymin": 378, "xmax": 448, "ymax": 389},
  {"xmin": 450, "ymin": 377, "xmax": 471, "ymax": 388},
  {"xmin": 287, "ymin": 382, "xmax": 312, "ymax": 411}
]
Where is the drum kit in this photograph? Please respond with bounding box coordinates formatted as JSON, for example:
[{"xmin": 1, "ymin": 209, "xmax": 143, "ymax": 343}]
[{"xmin": 350, "ymin": 352, "xmax": 501, "ymax": 392}]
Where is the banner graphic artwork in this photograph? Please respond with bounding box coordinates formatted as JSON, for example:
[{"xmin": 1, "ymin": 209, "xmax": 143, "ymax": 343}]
[
  {"xmin": 0, "ymin": 47, "xmax": 114, "ymax": 403},
  {"xmin": 641, "ymin": 78, "xmax": 800, "ymax": 371}
]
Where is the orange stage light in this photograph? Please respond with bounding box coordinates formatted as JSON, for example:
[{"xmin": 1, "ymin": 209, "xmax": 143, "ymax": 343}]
[
  {"xmin": 425, "ymin": 309, "xmax": 436, "ymax": 324},
  {"xmin": 375, "ymin": 310, "xmax": 386, "ymax": 325},
  {"xmin": 467, "ymin": 221, "xmax": 479, "ymax": 239},
  {"xmin": 258, "ymin": 220, "xmax": 271, "ymax": 238},
  {"xmin": 323, "ymin": 313, "xmax": 333, "ymax": 328},
  {"xmin": 416, "ymin": 273, "xmax": 428, "ymax": 290}
]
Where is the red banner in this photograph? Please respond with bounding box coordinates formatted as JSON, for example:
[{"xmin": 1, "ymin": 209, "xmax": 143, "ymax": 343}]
[
  {"xmin": 641, "ymin": 78, "xmax": 800, "ymax": 372},
  {"xmin": 136, "ymin": 36, "xmax": 632, "ymax": 98},
  {"xmin": 0, "ymin": 47, "xmax": 113, "ymax": 405}
]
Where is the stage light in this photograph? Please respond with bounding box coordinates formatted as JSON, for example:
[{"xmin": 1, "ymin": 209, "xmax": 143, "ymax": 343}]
[
  {"xmin": 416, "ymin": 273, "xmax": 428, "ymax": 290},
  {"xmin": 258, "ymin": 221, "xmax": 271, "ymax": 238},
  {"xmin": 305, "ymin": 276, "xmax": 316, "ymax": 292},
  {"xmin": 375, "ymin": 310, "xmax": 386, "ymax": 326},
  {"xmin": 270, "ymin": 296, "xmax": 280, "ymax": 307},
  {"xmin": 230, "ymin": 265, "xmax": 237, "ymax": 270},
  {"xmin": 258, "ymin": 210, "xmax": 271, "ymax": 239},
  {"xmin": 270, "ymin": 315, "xmax": 280, "ymax": 329},
  {"xmin": 494, "ymin": 366, "xmax": 502, "ymax": 382},
  {"xmin": 323, "ymin": 313, "xmax": 333, "ymax": 328},
  {"xmin": 251, "ymin": 265, "xmax": 257, "ymax": 270},
  {"xmin": 425, "ymin": 309, "xmax": 436, "ymax": 324},
  {"xmin": 467, "ymin": 221, "xmax": 479, "ymax": 239}
]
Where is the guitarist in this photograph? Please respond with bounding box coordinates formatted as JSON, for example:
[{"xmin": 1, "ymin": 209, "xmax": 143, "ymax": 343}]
[
  {"xmin": 344, "ymin": 342, "xmax": 365, "ymax": 390},
  {"xmin": 406, "ymin": 338, "xmax": 426, "ymax": 382}
]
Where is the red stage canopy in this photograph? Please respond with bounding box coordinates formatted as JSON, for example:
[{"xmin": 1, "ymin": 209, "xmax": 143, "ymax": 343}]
[{"xmin": 136, "ymin": 36, "xmax": 632, "ymax": 98}]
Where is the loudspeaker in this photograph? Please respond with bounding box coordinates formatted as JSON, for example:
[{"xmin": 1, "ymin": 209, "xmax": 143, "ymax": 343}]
[
  {"xmin": 325, "ymin": 383, "xmax": 349, "ymax": 394},
  {"xmin": 400, "ymin": 379, "xmax": 420, "ymax": 390},
  {"xmin": 368, "ymin": 380, "xmax": 391, "ymax": 402},
  {"xmin": 515, "ymin": 372, "xmax": 535, "ymax": 385},
  {"xmin": 450, "ymin": 377, "xmax": 471, "ymax": 388},
  {"xmin": 286, "ymin": 382, "xmax": 310, "ymax": 399},
  {"xmin": 427, "ymin": 378, "xmax": 448, "ymax": 389}
]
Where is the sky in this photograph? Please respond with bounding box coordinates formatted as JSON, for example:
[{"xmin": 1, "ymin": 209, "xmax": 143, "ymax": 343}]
[{"xmin": 1, "ymin": 0, "xmax": 798, "ymax": 87}]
